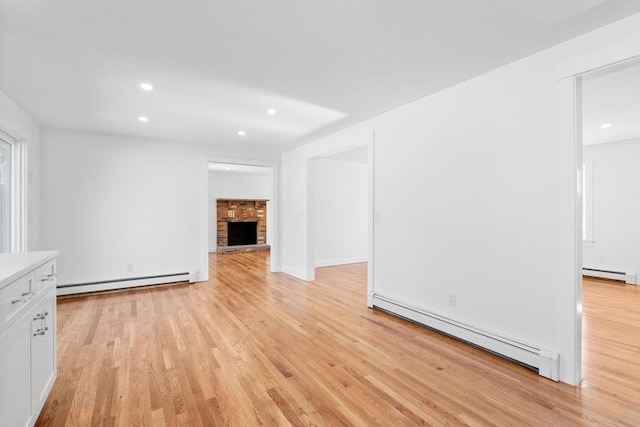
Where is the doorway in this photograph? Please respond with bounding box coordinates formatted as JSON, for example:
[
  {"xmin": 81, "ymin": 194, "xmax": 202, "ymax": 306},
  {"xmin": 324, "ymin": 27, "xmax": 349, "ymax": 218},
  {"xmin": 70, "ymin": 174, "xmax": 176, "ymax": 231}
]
[
  {"xmin": 207, "ymin": 162, "xmax": 273, "ymax": 254},
  {"xmin": 580, "ymin": 59, "xmax": 640, "ymax": 285},
  {"xmin": 200, "ymin": 157, "xmax": 280, "ymax": 282},
  {"xmin": 559, "ymin": 52, "xmax": 640, "ymax": 385},
  {"xmin": 307, "ymin": 139, "xmax": 375, "ymax": 306}
]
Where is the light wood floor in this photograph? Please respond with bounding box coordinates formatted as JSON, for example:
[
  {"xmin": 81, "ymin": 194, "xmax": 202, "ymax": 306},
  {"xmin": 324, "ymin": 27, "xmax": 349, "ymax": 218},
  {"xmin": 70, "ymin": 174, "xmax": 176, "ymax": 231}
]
[{"xmin": 36, "ymin": 253, "xmax": 639, "ymax": 426}]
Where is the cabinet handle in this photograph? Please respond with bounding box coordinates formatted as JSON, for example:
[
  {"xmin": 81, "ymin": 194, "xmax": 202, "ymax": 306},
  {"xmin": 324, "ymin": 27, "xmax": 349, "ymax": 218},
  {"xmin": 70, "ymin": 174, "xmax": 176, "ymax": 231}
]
[
  {"xmin": 33, "ymin": 329, "xmax": 46, "ymax": 337},
  {"xmin": 11, "ymin": 291, "xmax": 34, "ymax": 304},
  {"xmin": 41, "ymin": 274, "xmax": 57, "ymax": 282},
  {"xmin": 33, "ymin": 312, "xmax": 49, "ymax": 320}
]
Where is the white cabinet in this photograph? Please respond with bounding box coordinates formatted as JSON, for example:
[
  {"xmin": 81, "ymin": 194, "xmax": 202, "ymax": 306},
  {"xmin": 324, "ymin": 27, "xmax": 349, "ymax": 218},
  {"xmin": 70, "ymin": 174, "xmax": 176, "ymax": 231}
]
[
  {"xmin": 0, "ymin": 318, "xmax": 31, "ymax": 427},
  {"xmin": 0, "ymin": 251, "xmax": 58, "ymax": 427}
]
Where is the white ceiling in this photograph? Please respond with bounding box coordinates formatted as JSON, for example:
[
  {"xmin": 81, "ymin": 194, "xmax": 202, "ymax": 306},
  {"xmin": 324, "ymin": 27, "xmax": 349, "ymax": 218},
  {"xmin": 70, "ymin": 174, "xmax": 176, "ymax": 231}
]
[
  {"xmin": 1, "ymin": 1, "xmax": 639, "ymax": 157},
  {"xmin": 582, "ymin": 61, "xmax": 640, "ymax": 146}
]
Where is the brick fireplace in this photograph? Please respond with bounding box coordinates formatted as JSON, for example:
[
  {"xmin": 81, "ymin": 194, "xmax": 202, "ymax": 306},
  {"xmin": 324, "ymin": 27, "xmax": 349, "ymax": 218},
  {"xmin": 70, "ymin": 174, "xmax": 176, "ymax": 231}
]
[{"xmin": 216, "ymin": 199, "xmax": 268, "ymax": 252}]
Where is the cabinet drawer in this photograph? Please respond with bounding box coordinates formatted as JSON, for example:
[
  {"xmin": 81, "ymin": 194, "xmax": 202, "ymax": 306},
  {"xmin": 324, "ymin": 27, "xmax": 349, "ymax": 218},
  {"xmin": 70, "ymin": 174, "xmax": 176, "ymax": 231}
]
[
  {"xmin": 34, "ymin": 260, "xmax": 57, "ymax": 294},
  {"xmin": 0, "ymin": 272, "xmax": 35, "ymax": 334}
]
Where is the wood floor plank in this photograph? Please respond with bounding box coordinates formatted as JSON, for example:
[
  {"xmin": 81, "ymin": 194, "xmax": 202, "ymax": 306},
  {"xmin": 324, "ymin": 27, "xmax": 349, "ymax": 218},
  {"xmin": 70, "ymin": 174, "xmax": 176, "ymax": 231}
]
[{"xmin": 35, "ymin": 253, "xmax": 640, "ymax": 426}]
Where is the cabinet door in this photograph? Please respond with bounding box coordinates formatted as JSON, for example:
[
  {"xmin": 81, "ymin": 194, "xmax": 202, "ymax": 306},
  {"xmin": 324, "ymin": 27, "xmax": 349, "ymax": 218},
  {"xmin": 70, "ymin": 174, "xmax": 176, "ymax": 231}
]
[
  {"xmin": 30, "ymin": 288, "xmax": 56, "ymax": 418},
  {"xmin": 0, "ymin": 319, "xmax": 31, "ymax": 427}
]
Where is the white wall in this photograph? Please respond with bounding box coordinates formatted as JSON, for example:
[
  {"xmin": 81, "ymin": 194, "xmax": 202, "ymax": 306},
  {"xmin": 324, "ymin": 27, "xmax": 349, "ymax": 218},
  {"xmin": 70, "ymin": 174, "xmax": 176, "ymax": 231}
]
[
  {"xmin": 208, "ymin": 170, "xmax": 272, "ymax": 251},
  {"xmin": 280, "ymin": 14, "xmax": 640, "ymax": 385},
  {"xmin": 40, "ymin": 127, "xmax": 277, "ymax": 286},
  {"xmin": 313, "ymin": 158, "xmax": 367, "ymax": 267},
  {"xmin": 0, "ymin": 90, "xmax": 40, "ymax": 251},
  {"xmin": 583, "ymin": 139, "xmax": 640, "ymax": 280}
]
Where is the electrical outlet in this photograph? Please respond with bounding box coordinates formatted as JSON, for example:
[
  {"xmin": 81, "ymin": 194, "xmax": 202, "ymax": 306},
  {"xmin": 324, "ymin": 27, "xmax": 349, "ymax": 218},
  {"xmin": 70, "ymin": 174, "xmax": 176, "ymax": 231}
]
[
  {"xmin": 599, "ymin": 256, "xmax": 606, "ymax": 264},
  {"xmin": 447, "ymin": 293, "xmax": 456, "ymax": 307},
  {"xmin": 127, "ymin": 263, "xmax": 134, "ymax": 272}
]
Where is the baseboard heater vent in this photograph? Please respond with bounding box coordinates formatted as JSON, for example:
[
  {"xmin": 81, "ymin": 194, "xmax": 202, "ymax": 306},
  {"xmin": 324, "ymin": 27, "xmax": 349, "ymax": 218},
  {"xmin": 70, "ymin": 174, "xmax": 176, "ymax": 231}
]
[
  {"xmin": 583, "ymin": 268, "xmax": 637, "ymax": 285},
  {"xmin": 57, "ymin": 272, "xmax": 195, "ymax": 296},
  {"xmin": 372, "ymin": 293, "xmax": 560, "ymax": 381}
]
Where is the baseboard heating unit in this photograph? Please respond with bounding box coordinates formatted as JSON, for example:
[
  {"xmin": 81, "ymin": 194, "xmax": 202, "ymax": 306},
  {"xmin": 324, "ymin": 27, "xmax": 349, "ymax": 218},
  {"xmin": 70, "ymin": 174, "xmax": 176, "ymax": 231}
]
[
  {"xmin": 57, "ymin": 272, "xmax": 195, "ymax": 296},
  {"xmin": 372, "ymin": 293, "xmax": 560, "ymax": 381},
  {"xmin": 583, "ymin": 268, "xmax": 637, "ymax": 285}
]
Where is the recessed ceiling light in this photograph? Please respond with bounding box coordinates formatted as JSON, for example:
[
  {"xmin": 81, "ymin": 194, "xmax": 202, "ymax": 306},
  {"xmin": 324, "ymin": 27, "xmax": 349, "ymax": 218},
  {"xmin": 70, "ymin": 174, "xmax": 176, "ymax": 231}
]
[
  {"xmin": 224, "ymin": 167, "xmax": 230, "ymax": 171},
  {"xmin": 140, "ymin": 83, "xmax": 154, "ymax": 91},
  {"xmin": 601, "ymin": 123, "xmax": 612, "ymax": 129},
  {"xmin": 266, "ymin": 108, "xmax": 277, "ymax": 115},
  {"xmin": 138, "ymin": 116, "xmax": 149, "ymax": 122},
  {"xmin": 237, "ymin": 130, "xmax": 246, "ymax": 136}
]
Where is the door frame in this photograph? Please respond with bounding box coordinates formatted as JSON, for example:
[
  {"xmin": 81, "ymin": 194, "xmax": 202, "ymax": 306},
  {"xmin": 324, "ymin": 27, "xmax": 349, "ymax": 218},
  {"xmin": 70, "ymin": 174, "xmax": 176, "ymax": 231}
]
[
  {"xmin": 200, "ymin": 156, "xmax": 280, "ymax": 282},
  {"xmin": 557, "ymin": 42, "xmax": 639, "ymax": 385},
  {"xmin": 305, "ymin": 134, "xmax": 375, "ymax": 306}
]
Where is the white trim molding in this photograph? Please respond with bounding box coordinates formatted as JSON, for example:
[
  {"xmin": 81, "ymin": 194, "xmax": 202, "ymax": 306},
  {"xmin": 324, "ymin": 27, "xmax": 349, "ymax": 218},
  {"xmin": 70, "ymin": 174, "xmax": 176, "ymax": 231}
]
[
  {"xmin": 557, "ymin": 74, "xmax": 583, "ymax": 386},
  {"xmin": 582, "ymin": 159, "xmax": 594, "ymax": 243},
  {"xmin": 557, "ymin": 40, "xmax": 640, "ymax": 80},
  {"xmin": 0, "ymin": 124, "xmax": 28, "ymax": 253},
  {"xmin": 315, "ymin": 256, "xmax": 367, "ymax": 268}
]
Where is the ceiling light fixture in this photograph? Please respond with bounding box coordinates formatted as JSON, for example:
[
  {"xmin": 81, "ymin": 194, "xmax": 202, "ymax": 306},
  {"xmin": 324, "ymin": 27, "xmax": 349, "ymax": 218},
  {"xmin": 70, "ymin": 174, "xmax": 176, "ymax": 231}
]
[
  {"xmin": 138, "ymin": 116, "xmax": 149, "ymax": 122},
  {"xmin": 237, "ymin": 130, "xmax": 246, "ymax": 136},
  {"xmin": 140, "ymin": 83, "xmax": 154, "ymax": 91},
  {"xmin": 600, "ymin": 123, "xmax": 612, "ymax": 129},
  {"xmin": 266, "ymin": 108, "xmax": 277, "ymax": 115}
]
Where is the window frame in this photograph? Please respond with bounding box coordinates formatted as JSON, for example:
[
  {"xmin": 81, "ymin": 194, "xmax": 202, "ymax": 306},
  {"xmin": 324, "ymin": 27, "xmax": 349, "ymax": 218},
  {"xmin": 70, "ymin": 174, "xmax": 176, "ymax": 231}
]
[
  {"xmin": 0, "ymin": 125, "xmax": 27, "ymax": 253},
  {"xmin": 582, "ymin": 159, "xmax": 594, "ymax": 246}
]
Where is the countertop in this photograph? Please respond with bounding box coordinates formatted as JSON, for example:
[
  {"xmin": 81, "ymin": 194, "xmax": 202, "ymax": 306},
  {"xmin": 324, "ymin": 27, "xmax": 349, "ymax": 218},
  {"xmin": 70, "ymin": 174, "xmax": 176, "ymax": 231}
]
[{"xmin": 0, "ymin": 251, "xmax": 59, "ymax": 289}]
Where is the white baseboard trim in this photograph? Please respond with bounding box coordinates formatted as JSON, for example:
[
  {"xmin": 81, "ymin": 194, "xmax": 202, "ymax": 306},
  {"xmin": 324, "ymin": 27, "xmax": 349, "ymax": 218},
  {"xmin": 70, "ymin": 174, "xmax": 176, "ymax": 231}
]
[
  {"xmin": 195, "ymin": 270, "xmax": 207, "ymax": 282},
  {"xmin": 280, "ymin": 265, "xmax": 308, "ymax": 281},
  {"xmin": 583, "ymin": 268, "xmax": 637, "ymax": 285},
  {"xmin": 372, "ymin": 293, "xmax": 559, "ymax": 382},
  {"xmin": 208, "ymin": 248, "xmax": 217, "ymax": 253},
  {"xmin": 56, "ymin": 272, "xmax": 194, "ymax": 296},
  {"xmin": 315, "ymin": 256, "xmax": 367, "ymax": 268}
]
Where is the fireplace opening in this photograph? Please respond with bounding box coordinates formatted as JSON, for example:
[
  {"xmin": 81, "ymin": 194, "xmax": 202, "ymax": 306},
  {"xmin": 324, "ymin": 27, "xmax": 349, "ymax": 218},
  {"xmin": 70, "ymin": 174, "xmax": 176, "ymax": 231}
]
[{"xmin": 228, "ymin": 221, "xmax": 258, "ymax": 246}]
